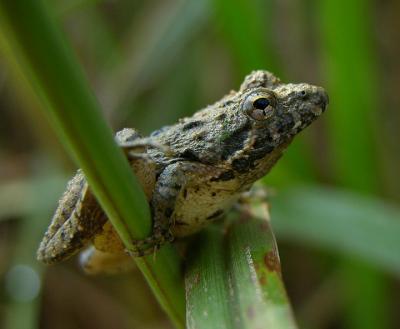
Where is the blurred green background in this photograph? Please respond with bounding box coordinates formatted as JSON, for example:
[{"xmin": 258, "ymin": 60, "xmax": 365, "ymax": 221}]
[{"xmin": 0, "ymin": 0, "xmax": 399, "ymax": 328}]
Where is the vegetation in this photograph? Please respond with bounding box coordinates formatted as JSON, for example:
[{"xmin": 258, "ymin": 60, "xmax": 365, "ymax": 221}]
[{"xmin": 0, "ymin": 0, "xmax": 399, "ymax": 328}]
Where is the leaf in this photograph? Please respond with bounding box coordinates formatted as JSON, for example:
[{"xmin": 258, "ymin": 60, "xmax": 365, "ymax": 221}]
[
  {"xmin": 270, "ymin": 186, "xmax": 400, "ymax": 276},
  {"xmin": 186, "ymin": 204, "xmax": 297, "ymax": 329}
]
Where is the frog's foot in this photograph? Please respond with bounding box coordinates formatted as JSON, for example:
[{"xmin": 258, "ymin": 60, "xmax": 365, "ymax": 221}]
[{"xmin": 127, "ymin": 226, "xmax": 174, "ymax": 257}]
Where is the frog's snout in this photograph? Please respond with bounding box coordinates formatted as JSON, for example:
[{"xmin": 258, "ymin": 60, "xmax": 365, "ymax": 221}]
[
  {"xmin": 310, "ymin": 86, "xmax": 329, "ymax": 114},
  {"xmin": 303, "ymin": 86, "xmax": 328, "ymax": 116},
  {"xmin": 315, "ymin": 87, "xmax": 329, "ymax": 112}
]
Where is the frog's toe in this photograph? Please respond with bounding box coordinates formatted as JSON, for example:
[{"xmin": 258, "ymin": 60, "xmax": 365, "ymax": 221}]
[{"xmin": 126, "ymin": 230, "xmax": 174, "ymax": 258}]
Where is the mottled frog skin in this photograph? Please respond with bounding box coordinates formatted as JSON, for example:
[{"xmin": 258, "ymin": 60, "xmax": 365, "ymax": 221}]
[{"xmin": 37, "ymin": 70, "xmax": 328, "ymax": 270}]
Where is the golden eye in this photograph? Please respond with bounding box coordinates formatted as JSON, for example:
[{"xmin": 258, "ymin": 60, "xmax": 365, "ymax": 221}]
[{"xmin": 243, "ymin": 93, "xmax": 276, "ymax": 121}]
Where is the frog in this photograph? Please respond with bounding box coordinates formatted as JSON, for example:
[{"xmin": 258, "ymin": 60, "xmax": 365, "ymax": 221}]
[{"xmin": 37, "ymin": 70, "xmax": 328, "ymax": 272}]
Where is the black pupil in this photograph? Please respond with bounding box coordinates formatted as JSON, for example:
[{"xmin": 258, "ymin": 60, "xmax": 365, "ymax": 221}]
[{"xmin": 253, "ymin": 98, "xmax": 270, "ymax": 110}]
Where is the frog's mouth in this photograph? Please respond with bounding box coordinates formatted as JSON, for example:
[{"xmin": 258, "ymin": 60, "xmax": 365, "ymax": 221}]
[
  {"xmin": 304, "ymin": 86, "xmax": 329, "ymax": 116},
  {"xmin": 311, "ymin": 87, "xmax": 329, "ymax": 114}
]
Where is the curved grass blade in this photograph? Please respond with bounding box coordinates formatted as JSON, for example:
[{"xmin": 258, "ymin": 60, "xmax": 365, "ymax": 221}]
[
  {"xmin": 0, "ymin": 1, "xmax": 185, "ymax": 326},
  {"xmin": 185, "ymin": 203, "xmax": 297, "ymax": 329}
]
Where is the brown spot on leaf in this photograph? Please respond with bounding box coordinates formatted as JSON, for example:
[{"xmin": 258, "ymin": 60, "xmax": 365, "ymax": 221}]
[
  {"xmin": 259, "ymin": 275, "xmax": 267, "ymax": 286},
  {"xmin": 264, "ymin": 250, "xmax": 281, "ymax": 274}
]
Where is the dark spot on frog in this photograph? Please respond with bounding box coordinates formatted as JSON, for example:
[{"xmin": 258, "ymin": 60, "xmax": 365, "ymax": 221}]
[
  {"xmin": 183, "ymin": 189, "xmax": 188, "ymax": 199},
  {"xmin": 248, "ymin": 144, "xmax": 275, "ymax": 164},
  {"xmin": 217, "ymin": 113, "xmax": 226, "ymax": 120},
  {"xmin": 232, "ymin": 158, "xmax": 250, "ymax": 173},
  {"xmin": 223, "ymin": 100, "xmax": 234, "ymax": 107},
  {"xmin": 69, "ymin": 230, "xmax": 85, "ymax": 245},
  {"xmin": 210, "ymin": 170, "xmax": 235, "ymax": 182},
  {"xmin": 211, "ymin": 192, "xmax": 216, "ymax": 197},
  {"xmin": 155, "ymin": 172, "xmax": 161, "ymax": 181},
  {"xmin": 60, "ymin": 229, "xmax": 67, "ymax": 241},
  {"xmin": 206, "ymin": 209, "xmax": 224, "ymax": 220},
  {"xmin": 124, "ymin": 132, "xmax": 141, "ymax": 142},
  {"xmin": 180, "ymin": 149, "xmax": 200, "ymax": 162},
  {"xmin": 253, "ymin": 132, "xmax": 274, "ymax": 149},
  {"xmin": 182, "ymin": 120, "xmax": 204, "ymax": 131},
  {"xmin": 61, "ymin": 209, "xmax": 70, "ymax": 219},
  {"xmin": 277, "ymin": 115, "xmax": 295, "ymax": 133},
  {"xmin": 221, "ymin": 122, "xmax": 251, "ymax": 160},
  {"xmin": 150, "ymin": 125, "xmax": 170, "ymax": 137}
]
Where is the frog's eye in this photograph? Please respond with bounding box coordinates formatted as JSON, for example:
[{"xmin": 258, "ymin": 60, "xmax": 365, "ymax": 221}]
[{"xmin": 243, "ymin": 94, "xmax": 276, "ymax": 121}]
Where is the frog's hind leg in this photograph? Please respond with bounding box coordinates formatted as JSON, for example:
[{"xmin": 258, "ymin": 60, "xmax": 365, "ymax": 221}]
[
  {"xmin": 37, "ymin": 171, "xmax": 107, "ymax": 264},
  {"xmin": 38, "ymin": 128, "xmax": 160, "ymax": 263},
  {"xmin": 79, "ymin": 246, "xmax": 135, "ymax": 275}
]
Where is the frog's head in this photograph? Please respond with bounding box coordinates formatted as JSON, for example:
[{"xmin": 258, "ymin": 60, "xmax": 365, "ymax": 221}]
[
  {"xmin": 240, "ymin": 70, "xmax": 327, "ymax": 140},
  {"xmin": 233, "ymin": 70, "xmax": 328, "ymax": 174},
  {"xmin": 242, "ymin": 84, "xmax": 327, "ymax": 132}
]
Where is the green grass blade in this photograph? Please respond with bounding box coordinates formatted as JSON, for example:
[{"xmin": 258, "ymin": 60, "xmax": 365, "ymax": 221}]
[
  {"xmin": 185, "ymin": 229, "xmax": 233, "ymax": 329},
  {"xmin": 271, "ymin": 186, "xmax": 400, "ymax": 276},
  {"xmin": 0, "ymin": 1, "xmax": 185, "ymax": 326},
  {"xmin": 185, "ymin": 206, "xmax": 297, "ymax": 329},
  {"xmin": 211, "ymin": 0, "xmax": 278, "ymax": 77},
  {"xmin": 318, "ymin": 0, "xmax": 388, "ymax": 327},
  {"xmin": 319, "ymin": 0, "xmax": 380, "ymax": 192}
]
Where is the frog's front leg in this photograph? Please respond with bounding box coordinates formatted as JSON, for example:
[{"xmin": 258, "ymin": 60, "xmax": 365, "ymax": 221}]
[
  {"xmin": 128, "ymin": 162, "xmax": 235, "ymax": 256},
  {"xmin": 128, "ymin": 162, "xmax": 195, "ymax": 256}
]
